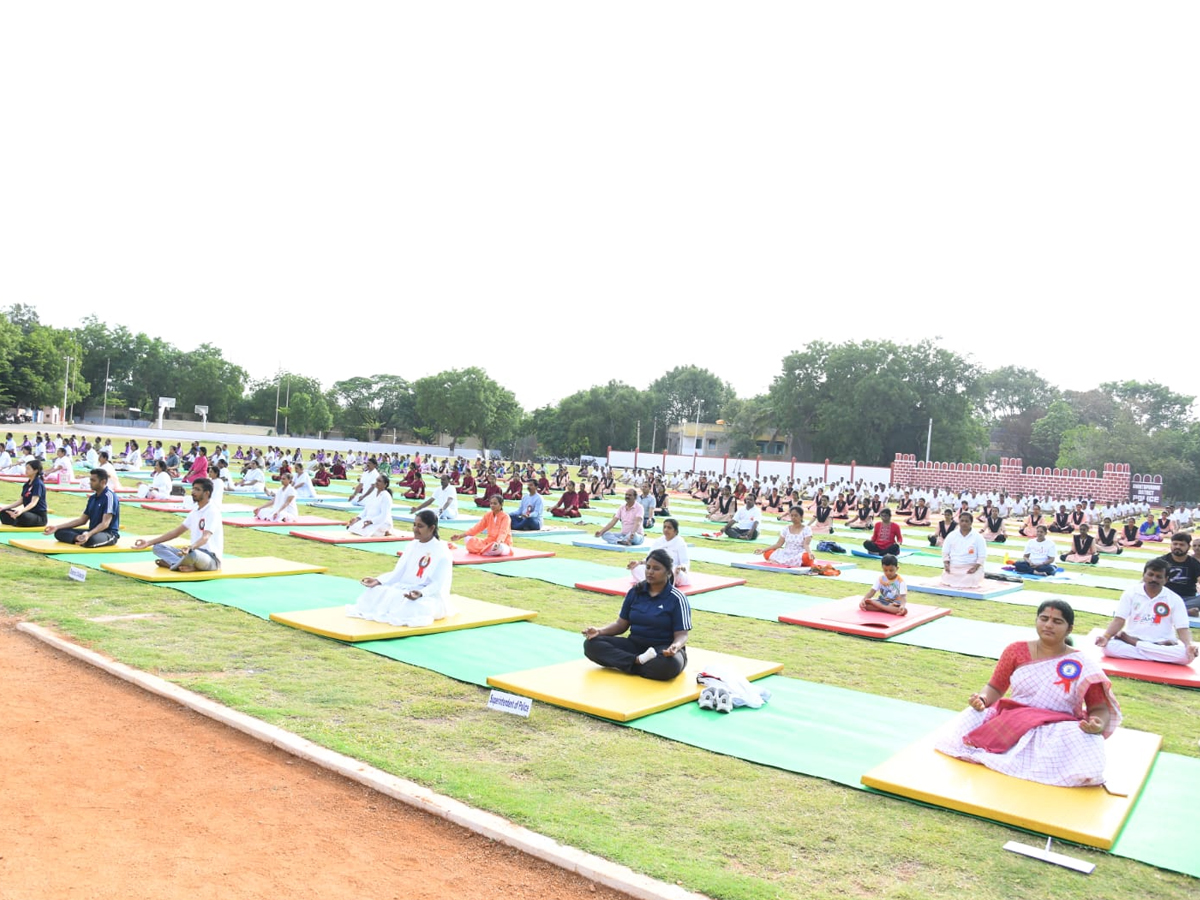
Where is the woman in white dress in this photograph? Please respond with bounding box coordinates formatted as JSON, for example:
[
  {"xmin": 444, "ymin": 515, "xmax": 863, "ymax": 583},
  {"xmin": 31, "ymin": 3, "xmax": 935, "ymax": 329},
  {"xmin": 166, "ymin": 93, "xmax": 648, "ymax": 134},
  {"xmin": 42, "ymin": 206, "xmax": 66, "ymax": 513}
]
[
  {"xmin": 348, "ymin": 510, "xmax": 454, "ymax": 627},
  {"xmin": 43, "ymin": 448, "xmax": 77, "ymax": 484},
  {"xmin": 629, "ymin": 518, "xmax": 692, "ymax": 586},
  {"xmin": 756, "ymin": 506, "xmax": 813, "ymax": 567},
  {"xmin": 292, "ymin": 464, "xmax": 318, "ymax": 499},
  {"xmin": 346, "ymin": 474, "xmax": 396, "ymax": 537},
  {"xmin": 137, "ymin": 460, "xmax": 176, "ymax": 499},
  {"xmin": 253, "ymin": 472, "xmax": 299, "ymax": 522}
]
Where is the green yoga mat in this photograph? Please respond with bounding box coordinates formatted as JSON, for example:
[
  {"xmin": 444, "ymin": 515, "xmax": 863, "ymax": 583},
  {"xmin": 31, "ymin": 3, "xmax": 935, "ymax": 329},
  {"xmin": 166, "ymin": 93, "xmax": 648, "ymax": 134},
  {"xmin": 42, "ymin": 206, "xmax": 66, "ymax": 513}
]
[
  {"xmin": 688, "ymin": 586, "xmax": 828, "ymax": 621},
  {"xmin": 44, "ymin": 551, "xmax": 160, "ymax": 571},
  {"xmin": 171, "ymin": 573, "xmax": 363, "ymax": 619},
  {"xmin": 886, "ymin": 616, "xmax": 1034, "ymax": 659},
  {"xmin": 358, "ymin": 620, "xmax": 582, "ymax": 686},
  {"xmin": 1111, "ymin": 752, "xmax": 1200, "ymax": 877},
  {"xmin": 629, "ymin": 675, "xmax": 955, "ymax": 788},
  {"xmin": 475, "ymin": 557, "xmax": 627, "ymax": 587}
]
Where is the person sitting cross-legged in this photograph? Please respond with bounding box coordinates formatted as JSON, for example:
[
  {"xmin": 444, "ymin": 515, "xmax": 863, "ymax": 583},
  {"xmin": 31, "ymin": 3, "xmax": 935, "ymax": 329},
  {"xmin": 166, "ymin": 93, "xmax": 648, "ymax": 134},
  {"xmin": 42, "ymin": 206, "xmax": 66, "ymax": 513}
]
[
  {"xmin": 863, "ymin": 508, "xmax": 902, "ymax": 556},
  {"xmin": 46, "ymin": 468, "xmax": 121, "ymax": 548},
  {"xmin": 1014, "ymin": 525, "xmax": 1059, "ymax": 577},
  {"xmin": 1095, "ymin": 558, "xmax": 1198, "ymax": 665},
  {"xmin": 583, "ymin": 548, "xmax": 691, "ymax": 681},
  {"xmin": 132, "ymin": 478, "xmax": 223, "ymax": 572}
]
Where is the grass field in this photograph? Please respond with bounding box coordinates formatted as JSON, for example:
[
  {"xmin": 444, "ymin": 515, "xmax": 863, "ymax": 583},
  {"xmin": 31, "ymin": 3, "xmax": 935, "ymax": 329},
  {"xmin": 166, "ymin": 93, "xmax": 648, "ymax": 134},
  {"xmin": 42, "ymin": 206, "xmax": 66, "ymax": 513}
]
[{"xmin": 3, "ymin": 473, "xmax": 1197, "ymax": 900}]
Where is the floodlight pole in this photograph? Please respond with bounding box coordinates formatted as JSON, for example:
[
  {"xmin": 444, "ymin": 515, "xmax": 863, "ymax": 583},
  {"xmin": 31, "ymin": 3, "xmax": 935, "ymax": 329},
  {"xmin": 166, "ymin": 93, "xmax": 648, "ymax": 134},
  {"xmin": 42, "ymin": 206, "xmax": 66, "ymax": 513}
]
[
  {"xmin": 61, "ymin": 356, "xmax": 73, "ymax": 425},
  {"xmin": 102, "ymin": 358, "xmax": 110, "ymax": 422}
]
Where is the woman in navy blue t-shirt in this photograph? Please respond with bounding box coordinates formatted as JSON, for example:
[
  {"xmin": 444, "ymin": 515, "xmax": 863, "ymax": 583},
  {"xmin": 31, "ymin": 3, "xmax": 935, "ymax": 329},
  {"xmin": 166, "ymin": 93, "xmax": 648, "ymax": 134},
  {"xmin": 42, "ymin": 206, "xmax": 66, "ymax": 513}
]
[
  {"xmin": 582, "ymin": 548, "xmax": 692, "ymax": 681},
  {"xmin": 1, "ymin": 459, "xmax": 48, "ymax": 528}
]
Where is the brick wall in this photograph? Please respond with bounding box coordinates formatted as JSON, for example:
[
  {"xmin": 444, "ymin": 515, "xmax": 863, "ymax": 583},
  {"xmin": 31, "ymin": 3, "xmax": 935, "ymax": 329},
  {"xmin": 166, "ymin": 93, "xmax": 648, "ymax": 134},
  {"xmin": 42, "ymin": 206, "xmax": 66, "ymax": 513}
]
[{"xmin": 889, "ymin": 454, "xmax": 1131, "ymax": 503}]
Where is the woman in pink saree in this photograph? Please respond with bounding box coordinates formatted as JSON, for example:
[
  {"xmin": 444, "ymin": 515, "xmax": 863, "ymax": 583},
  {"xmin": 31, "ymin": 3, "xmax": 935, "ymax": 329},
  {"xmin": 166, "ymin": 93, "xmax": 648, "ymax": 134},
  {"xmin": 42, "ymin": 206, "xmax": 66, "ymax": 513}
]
[{"xmin": 935, "ymin": 599, "xmax": 1120, "ymax": 787}]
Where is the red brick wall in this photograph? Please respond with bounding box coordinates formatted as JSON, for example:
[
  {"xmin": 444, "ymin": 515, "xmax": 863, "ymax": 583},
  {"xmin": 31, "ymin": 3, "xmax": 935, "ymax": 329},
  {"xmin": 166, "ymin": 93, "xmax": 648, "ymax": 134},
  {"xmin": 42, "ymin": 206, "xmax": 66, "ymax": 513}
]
[{"xmin": 889, "ymin": 454, "xmax": 1131, "ymax": 503}]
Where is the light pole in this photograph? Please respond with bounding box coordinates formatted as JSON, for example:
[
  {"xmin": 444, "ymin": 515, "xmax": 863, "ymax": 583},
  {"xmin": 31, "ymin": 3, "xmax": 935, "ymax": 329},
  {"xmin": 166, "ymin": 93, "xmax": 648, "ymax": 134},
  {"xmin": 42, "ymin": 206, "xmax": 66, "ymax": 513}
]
[
  {"xmin": 274, "ymin": 371, "xmax": 281, "ymax": 433},
  {"xmin": 61, "ymin": 355, "xmax": 73, "ymax": 426},
  {"xmin": 102, "ymin": 358, "xmax": 111, "ymax": 422},
  {"xmin": 694, "ymin": 400, "xmax": 703, "ymax": 456}
]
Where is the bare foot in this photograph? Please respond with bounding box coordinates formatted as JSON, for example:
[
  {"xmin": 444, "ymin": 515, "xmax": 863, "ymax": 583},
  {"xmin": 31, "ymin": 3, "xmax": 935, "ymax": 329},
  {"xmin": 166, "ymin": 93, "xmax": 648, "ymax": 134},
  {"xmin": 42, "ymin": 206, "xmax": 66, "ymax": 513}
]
[
  {"xmin": 154, "ymin": 560, "xmax": 171, "ymax": 569},
  {"xmin": 176, "ymin": 565, "xmax": 196, "ymax": 573}
]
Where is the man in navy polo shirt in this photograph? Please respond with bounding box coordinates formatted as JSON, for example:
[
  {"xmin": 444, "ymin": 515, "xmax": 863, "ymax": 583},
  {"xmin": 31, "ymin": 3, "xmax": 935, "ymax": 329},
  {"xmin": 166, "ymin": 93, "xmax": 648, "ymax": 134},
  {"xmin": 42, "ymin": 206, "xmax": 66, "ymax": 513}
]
[{"xmin": 47, "ymin": 468, "xmax": 121, "ymax": 548}]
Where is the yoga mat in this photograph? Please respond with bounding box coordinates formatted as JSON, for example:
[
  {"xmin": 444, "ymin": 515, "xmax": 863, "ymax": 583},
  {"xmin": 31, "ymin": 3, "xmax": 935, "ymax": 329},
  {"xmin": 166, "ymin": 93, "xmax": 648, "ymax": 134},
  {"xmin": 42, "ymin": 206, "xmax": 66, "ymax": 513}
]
[
  {"xmin": 886, "ymin": 617, "xmax": 1034, "ymax": 659},
  {"xmin": 687, "ymin": 586, "xmax": 828, "ymax": 622},
  {"xmin": 731, "ymin": 559, "xmax": 857, "ymax": 575},
  {"xmin": 170, "ymin": 573, "xmax": 363, "ymax": 619},
  {"xmin": 1077, "ymin": 628, "xmax": 1200, "ymax": 688},
  {"xmin": 224, "ymin": 515, "xmax": 343, "ymax": 527},
  {"xmin": 907, "ymin": 578, "xmax": 1025, "ymax": 601},
  {"xmin": 778, "ymin": 598, "xmax": 951, "ymax": 639},
  {"xmin": 850, "ymin": 548, "xmax": 920, "ymax": 560},
  {"xmin": 8, "ymin": 535, "xmax": 187, "ymax": 554},
  {"xmin": 570, "ymin": 538, "xmax": 649, "ymax": 553},
  {"xmin": 44, "ymin": 551, "xmax": 162, "ymax": 571},
  {"xmin": 487, "ymin": 648, "xmax": 783, "ymax": 722},
  {"xmin": 474, "ymin": 557, "xmax": 626, "ymax": 588},
  {"xmin": 1111, "ymin": 752, "xmax": 1200, "ymax": 877},
  {"xmin": 860, "ymin": 727, "xmax": 1162, "ymax": 850},
  {"xmin": 575, "ymin": 572, "xmax": 746, "ymax": 597},
  {"xmin": 629, "ymin": 675, "xmax": 955, "ymax": 789},
  {"xmin": 271, "ymin": 596, "xmax": 537, "ymax": 641},
  {"xmin": 357, "ymin": 620, "xmax": 582, "ymax": 687},
  {"xmin": 101, "ymin": 556, "xmax": 327, "ymax": 582}
]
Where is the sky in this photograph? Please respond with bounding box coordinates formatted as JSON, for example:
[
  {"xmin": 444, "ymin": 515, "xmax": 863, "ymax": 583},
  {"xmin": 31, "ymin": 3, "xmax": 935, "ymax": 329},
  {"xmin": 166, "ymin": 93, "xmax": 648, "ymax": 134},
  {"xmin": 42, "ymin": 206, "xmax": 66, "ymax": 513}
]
[{"xmin": 3, "ymin": 3, "xmax": 1198, "ymax": 412}]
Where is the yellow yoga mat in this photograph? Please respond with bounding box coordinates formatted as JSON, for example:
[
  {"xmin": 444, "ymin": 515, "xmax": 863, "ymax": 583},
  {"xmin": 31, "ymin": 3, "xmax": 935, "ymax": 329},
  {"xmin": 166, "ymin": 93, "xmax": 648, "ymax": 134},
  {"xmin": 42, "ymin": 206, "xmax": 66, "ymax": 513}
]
[
  {"xmin": 0, "ymin": 517, "xmax": 69, "ymax": 533},
  {"xmin": 487, "ymin": 647, "xmax": 784, "ymax": 722},
  {"xmin": 100, "ymin": 556, "xmax": 328, "ymax": 582},
  {"xmin": 9, "ymin": 535, "xmax": 186, "ymax": 554},
  {"xmin": 270, "ymin": 595, "xmax": 537, "ymax": 641},
  {"xmin": 860, "ymin": 727, "xmax": 1162, "ymax": 849}
]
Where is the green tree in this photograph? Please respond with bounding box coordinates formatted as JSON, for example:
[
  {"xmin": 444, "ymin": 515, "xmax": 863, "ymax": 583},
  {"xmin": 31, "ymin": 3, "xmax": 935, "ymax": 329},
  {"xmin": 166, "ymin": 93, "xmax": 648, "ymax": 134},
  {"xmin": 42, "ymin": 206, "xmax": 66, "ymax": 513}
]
[
  {"xmin": 0, "ymin": 314, "xmax": 21, "ymax": 404},
  {"xmin": 175, "ymin": 344, "xmax": 247, "ymax": 423},
  {"xmin": 330, "ymin": 375, "xmax": 417, "ymax": 440},
  {"xmin": 972, "ymin": 366, "xmax": 1059, "ymax": 422},
  {"xmin": 770, "ymin": 339, "xmax": 985, "ymax": 465},
  {"xmin": 72, "ymin": 318, "xmax": 140, "ymax": 410},
  {"xmin": 413, "ymin": 368, "xmax": 521, "ymax": 454},
  {"xmin": 1029, "ymin": 400, "xmax": 1079, "ymax": 468},
  {"xmin": 546, "ymin": 382, "xmax": 651, "ymax": 457},
  {"xmin": 1099, "ymin": 381, "xmax": 1194, "ymax": 433},
  {"xmin": 6, "ymin": 325, "xmax": 88, "ymax": 410},
  {"xmin": 647, "ymin": 366, "xmax": 735, "ymax": 450},
  {"xmin": 723, "ymin": 395, "xmax": 782, "ymax": 458}
]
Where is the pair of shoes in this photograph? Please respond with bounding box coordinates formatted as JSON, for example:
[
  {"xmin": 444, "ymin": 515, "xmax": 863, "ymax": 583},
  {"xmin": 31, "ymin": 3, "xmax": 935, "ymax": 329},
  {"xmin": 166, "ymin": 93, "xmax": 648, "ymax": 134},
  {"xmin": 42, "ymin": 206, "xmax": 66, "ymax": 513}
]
[{"xmin": 698, "ymin": 686, "xmax": 733, "ymax": 713}]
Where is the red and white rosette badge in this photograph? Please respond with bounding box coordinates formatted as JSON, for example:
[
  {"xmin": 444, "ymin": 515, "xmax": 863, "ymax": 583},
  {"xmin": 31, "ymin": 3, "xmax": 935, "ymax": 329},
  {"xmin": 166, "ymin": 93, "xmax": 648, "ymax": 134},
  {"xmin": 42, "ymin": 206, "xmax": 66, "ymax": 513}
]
[
  {"xmin": 1152, "ymin": 600, "xmax": 1171, "ymax": 624},
  {"xmin": 1053, "ymin": 658, "xmax": 1082, "ymax": 694},
  {"xmin": 416, "ymin": 554, "xmax": 432, "ymax": 577}
]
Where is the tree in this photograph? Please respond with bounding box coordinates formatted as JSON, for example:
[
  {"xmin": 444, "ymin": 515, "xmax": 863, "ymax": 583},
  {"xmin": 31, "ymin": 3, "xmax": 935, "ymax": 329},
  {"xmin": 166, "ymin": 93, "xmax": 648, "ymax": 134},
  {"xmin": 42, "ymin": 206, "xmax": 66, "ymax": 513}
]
[
  {"xmin": 4, "ymin": 303, "xmax": 41, "ymax": 334},
  {"xmin": 723, "ymin": 395, "xmax": 782, "ymax": 458},
  {"xmin": 0, "ymin": 314, "xmax": 21, "ymax": 404},
  {"xmin": 413, "ymin": 367, "xmax": 522, "ymax": 454},
  {"xmin": 1099, "ymin": 381, "xmax": 1194, "ymax": 433},
  {"xmin": 1062, "ymin": 389, "xmax": 1117, "ymax": 429},
  {"xmin": 240, "ymin": 372, "xmax": 325, "ymax": 428},
  {"xmin": 6, "ymin": 325, "xmax": 88, "ymax": 410},
  {"xmin": 769, "ymin": 339, "xmax": 985, "ymax": 465},
  {"xmin": 543, "ymin": 382, "xmax": 653, "ymax": 457},
  {"xmin": 72, "ymin": 318, "xmax": 140, "ymax": 410},
  {"xmin": 647, "ymin": 366, "xmax": 735, "ymax": 449},
  {"xmin": 126, "ymin": 335, "xmax": 182, "ymax": 414},
  {"xmin": 330, "ymin": 375, "xmax": 417, "ymax": 440},
  {"xmin": 972, "ymin": 366, "xmax": 1059, "ymax": 422},
  {"xmin": 1028, "ymin": 400, "xmax": 1079, "ymax": 468},
  {"xmin": 175, "ymin": 344, "xmax": 247, "ymax": 423}
]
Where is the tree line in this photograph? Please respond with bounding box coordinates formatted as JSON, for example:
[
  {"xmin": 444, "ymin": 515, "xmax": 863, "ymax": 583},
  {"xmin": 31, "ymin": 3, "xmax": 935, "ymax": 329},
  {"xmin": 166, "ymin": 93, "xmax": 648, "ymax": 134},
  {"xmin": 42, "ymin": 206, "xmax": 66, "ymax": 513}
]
[{"xmin": 2, "ymin": 306, "xmax": 1195, "ymax": 495}]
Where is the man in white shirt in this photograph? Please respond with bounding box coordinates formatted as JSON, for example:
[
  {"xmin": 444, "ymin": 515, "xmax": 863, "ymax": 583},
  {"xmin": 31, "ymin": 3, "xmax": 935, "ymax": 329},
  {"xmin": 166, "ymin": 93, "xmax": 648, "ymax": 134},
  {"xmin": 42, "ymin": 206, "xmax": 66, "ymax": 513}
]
[
  {"xmin": 1014, "ymin": 525, "xmax": 1058, "ymax": 576},
  {"xmin": 1095, "ymin": 559, "xmax": 1197, "ymax": 664},
  {"xmin": 940, "ymin": 511, "xmax": 988, "ymax": 588},
  {"xmin": 724, "ymin": 496, "xmax": 761, "ymax": 541},
  {"xmin": 412, "ymin": 474, "xmax": 460, "ymax": 521},
  {"xmin": 134, "ymin": 478, "xmax": 223, "ymax": 572}
]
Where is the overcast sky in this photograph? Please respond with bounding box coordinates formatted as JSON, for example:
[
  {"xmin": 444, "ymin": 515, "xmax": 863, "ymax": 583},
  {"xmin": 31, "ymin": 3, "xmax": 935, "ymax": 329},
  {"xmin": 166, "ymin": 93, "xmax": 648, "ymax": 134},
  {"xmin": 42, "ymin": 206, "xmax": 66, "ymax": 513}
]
[{"xmin": 4, "ymin": 3, "xmax": 1197, "ymax": 411}]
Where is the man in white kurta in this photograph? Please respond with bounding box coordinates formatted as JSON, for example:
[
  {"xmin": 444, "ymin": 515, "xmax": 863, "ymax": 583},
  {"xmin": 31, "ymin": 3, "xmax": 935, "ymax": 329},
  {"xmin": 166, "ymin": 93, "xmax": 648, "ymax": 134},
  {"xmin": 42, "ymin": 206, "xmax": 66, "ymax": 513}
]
[
  {"xmin": 1096, "ymin": 561, "xmax": 1198, "ymax": 664},
  {"xmin": 940, "ymin": 512, "xmax": 988, "ymax": 588},
  {"xmin": 412, "ymin": 474, "xmax": 460, "ymax": 521}
]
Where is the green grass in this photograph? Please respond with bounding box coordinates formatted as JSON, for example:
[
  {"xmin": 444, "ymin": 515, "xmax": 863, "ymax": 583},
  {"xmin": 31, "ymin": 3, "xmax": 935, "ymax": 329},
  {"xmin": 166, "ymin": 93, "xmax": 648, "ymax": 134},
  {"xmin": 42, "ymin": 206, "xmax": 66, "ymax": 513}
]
[{"xmin": 3, "ymin": 480, "xmax": 1197, "ymax": 900}]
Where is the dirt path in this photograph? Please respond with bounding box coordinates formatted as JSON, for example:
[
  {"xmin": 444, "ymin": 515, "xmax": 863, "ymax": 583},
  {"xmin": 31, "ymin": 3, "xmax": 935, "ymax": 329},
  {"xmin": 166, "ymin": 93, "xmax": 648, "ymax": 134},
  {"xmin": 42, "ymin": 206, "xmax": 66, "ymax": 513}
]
[{"xmin": 0, "ymin": 619, "xmax": 629, "ymax": 900}]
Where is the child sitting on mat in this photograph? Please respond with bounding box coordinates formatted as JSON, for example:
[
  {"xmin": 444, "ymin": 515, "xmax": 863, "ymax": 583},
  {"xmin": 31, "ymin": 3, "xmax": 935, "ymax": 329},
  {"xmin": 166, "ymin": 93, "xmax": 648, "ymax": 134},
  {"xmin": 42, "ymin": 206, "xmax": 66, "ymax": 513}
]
[{"xmin": 859, "ymin": 553, "xmax": 908, "ymax": 616}]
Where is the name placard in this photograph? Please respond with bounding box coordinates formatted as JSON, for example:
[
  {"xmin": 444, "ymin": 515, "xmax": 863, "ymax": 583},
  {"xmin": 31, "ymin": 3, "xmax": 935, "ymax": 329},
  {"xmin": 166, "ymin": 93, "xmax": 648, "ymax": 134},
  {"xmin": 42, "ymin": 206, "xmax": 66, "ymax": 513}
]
[
  {"xmin": 487, "ymin": 689, "xmax": 532, "ymax": 718},
  {"xmin": 67, "ymin": 566, "xmax": 87, "ymax": 583}
]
